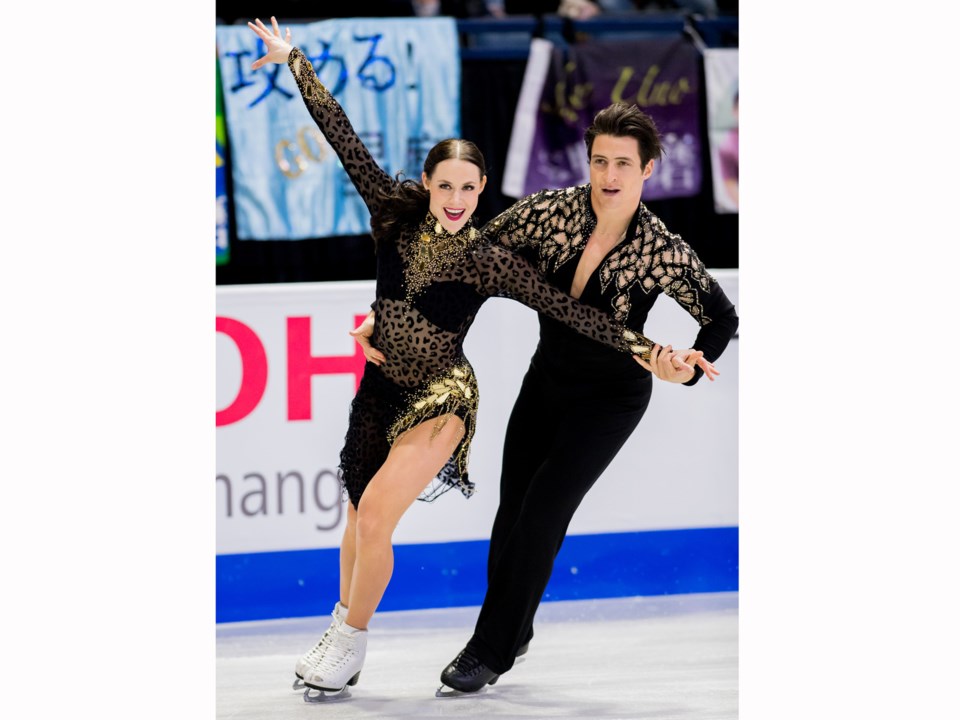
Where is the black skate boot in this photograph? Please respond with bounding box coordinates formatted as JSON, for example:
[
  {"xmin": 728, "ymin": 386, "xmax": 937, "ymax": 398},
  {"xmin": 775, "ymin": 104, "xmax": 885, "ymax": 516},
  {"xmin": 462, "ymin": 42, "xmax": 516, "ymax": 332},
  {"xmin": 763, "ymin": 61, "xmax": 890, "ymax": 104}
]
[{"xmin": 438, "ymin": 648, "xmax": 499, "ymax": 694}]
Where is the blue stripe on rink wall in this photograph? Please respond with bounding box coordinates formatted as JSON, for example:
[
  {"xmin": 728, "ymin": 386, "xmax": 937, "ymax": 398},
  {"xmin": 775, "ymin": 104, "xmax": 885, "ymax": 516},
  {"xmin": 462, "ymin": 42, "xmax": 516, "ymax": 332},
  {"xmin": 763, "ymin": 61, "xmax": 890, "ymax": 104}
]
[{"xmin": 216, "ymin": 526, "xmax": 738, "ymax": 624}]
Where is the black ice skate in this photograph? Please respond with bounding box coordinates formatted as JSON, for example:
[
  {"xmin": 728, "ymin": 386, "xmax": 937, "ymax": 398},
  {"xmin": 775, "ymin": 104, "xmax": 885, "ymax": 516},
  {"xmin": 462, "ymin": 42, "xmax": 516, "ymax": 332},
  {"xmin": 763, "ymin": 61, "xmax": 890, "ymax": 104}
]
[{"xmin": 436, "ymin": 648, "xmax": 500, "ymax": 696}]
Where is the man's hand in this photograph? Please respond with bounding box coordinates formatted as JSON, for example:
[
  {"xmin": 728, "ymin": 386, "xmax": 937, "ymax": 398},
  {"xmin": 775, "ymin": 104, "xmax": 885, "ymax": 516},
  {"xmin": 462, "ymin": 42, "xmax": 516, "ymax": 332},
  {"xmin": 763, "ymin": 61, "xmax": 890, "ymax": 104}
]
[
  {"xmin": 349, "ymin": 311, "xmax": 386, "ymax": 366},
  {"xmin": 676, "ymin": 348, "xmax": 719, "ymax": 382},
  {"xmin": 634, "ymin": 344, "xmax": 718, "ymax": 383}
]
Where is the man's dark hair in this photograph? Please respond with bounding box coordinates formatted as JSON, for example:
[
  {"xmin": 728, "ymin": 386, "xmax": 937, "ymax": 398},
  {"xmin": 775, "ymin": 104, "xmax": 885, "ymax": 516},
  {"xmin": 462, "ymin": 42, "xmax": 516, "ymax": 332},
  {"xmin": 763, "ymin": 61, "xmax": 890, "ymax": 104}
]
[{"xmin": 584, "ymin": 103, "xmax": 663, "ymax": 166}]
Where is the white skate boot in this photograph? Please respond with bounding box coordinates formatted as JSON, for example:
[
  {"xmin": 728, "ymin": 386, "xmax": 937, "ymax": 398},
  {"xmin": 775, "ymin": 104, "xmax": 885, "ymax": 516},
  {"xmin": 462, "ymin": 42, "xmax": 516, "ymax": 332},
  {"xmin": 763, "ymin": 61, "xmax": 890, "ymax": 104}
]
[
  {"xmin": 301, "ymin": 623, "xmax": 368, "ymax": 702},
  {"xmin": 292, "ymin": 601, "xmax": 348, "ymax": 689}
]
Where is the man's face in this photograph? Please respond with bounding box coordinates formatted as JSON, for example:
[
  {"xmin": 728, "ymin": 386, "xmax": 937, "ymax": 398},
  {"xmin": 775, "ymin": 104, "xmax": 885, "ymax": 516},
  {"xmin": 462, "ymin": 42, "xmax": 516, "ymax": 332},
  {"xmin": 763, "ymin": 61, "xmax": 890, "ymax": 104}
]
[{"xmin": 589, "ymin": 134, "xmax": 654, "ymax": 214}]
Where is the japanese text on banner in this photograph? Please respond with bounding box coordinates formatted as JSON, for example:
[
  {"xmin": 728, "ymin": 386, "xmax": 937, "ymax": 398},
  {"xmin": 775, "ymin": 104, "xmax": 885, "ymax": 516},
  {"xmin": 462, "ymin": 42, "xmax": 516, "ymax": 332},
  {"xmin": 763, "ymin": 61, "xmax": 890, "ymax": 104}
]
[{"xmin": 216, "ymin": 18, "xmax": 460, "ymax": 240}]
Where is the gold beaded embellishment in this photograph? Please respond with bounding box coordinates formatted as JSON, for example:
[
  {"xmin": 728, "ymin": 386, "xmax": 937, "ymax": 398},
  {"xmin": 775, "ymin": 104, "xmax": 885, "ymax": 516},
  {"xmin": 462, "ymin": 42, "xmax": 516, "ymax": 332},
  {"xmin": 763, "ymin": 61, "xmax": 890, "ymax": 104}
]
[
  {"xmin": 289, "ymin": 48, "xmax": 338, "ymax": 112},
  {"xmin": 387, "ymin": 364, "xmax": 480, "ymax": 496},
  {"xmin": 622, "ymin": 329, "xmax": 652, "ymax": 362},
  {"xmin": 405, "ymin": 213, "xmax": 481, "ymax": 302}
]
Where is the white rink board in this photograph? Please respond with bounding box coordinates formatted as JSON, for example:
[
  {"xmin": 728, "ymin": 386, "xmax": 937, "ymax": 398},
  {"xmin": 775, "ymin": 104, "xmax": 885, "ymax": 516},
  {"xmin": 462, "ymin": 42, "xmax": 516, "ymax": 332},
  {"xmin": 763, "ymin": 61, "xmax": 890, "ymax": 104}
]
[{"xmin": 216, "ymin": 271, "xmax": 738, "ymax": 554}]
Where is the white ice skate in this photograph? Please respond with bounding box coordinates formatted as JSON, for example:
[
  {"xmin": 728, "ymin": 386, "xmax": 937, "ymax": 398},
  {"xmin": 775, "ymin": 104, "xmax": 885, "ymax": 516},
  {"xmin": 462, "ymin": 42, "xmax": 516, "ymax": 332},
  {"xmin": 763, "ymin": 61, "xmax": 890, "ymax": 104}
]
[
  {"xmin": 292, "ymin": 601, "xmax": 348, "ymax": 690},
  {"xmin": 301, "ymin": 623, "xmax": 368, "ymax": 702}
]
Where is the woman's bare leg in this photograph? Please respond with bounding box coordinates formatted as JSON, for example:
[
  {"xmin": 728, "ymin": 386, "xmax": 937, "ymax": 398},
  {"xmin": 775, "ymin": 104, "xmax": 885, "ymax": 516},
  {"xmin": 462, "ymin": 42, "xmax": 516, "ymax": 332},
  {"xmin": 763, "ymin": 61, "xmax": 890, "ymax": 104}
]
[
  {"xmin": 344, "ymin": 414, "xmax": 466, "ymax": 630},
  {"xmin": 339, "ymin": 503, "xmax": 358, "ymax": 608}
]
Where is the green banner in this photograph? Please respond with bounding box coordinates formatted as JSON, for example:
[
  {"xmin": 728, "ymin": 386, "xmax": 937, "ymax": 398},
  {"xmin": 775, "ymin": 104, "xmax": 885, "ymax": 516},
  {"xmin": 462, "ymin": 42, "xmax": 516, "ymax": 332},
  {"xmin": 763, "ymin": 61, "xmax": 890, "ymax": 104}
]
[{"xmin": 216, "ymin": 54, "xmax": 230, "ymax": 265}]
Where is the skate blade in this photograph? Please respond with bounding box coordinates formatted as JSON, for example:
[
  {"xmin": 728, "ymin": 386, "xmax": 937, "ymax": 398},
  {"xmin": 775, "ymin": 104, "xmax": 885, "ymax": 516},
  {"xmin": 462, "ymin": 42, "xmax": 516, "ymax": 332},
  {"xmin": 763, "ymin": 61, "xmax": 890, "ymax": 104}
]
[
  {"xmin": 292, "ymin": 676, "xmax": 306, "ymax": 691},
  {"xmin": 303, "ymin": 687, "xmax": 352, "ymax": 703},
  {"xmin": 435, "ymin": 684, "xmax": 492, "ymax": 698},
  {"xmin": 302, "ymin": 671, "xmax": 360, "ymax": 703}
]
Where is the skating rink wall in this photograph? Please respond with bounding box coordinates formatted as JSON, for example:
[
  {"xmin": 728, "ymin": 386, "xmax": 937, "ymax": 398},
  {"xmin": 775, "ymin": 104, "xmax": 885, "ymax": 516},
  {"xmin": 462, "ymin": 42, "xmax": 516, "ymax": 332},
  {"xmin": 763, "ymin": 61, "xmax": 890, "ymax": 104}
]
[{"xmin": 216, "ymin": 271, "xmax": 738, "ymax": 623}]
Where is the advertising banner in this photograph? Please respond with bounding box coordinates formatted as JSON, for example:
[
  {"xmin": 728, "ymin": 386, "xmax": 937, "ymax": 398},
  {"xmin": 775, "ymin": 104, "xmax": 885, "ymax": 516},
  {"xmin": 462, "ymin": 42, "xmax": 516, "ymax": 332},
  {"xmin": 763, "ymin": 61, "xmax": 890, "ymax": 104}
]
[
  {"xmin": 216, "ymin": 276, "xmax": 738, "ymax": 620},
  {"xmin": 216, "ymin": 18, "xmax": 460, "ymax": 240},
  {"xmin": 216, "ymin": 277, "xmax": 738, "ymax": 554}
]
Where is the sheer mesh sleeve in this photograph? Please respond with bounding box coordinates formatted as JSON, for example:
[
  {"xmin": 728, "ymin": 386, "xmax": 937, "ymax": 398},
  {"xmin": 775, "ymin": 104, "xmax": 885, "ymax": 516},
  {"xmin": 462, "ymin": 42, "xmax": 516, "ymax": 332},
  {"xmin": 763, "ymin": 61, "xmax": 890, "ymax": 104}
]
[
  {"xmin": 469, "ymin": 241, "xmax": 657, "ymax": 360},
  {"xmin": 287, "ymin": 46, "xmax": 393, "ymax": 220}
]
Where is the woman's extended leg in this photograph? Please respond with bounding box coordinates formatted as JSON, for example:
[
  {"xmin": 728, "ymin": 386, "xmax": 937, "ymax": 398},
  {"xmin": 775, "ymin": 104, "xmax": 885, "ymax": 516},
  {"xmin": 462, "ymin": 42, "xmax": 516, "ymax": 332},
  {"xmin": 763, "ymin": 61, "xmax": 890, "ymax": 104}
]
[
  {"xmin": 340, "ymin": 504, "xmax": 358, "ymax": 607},
  {"xmin": 300, "ymin": 413, "xmax": 466, "ymax": 693},
  {"xmin": 294, "ymin": 503, "xmax": 357, "ymax": 685},
  {"xmin": 345, "ymin": 414, "xmax": 466, "ymax": 629}
]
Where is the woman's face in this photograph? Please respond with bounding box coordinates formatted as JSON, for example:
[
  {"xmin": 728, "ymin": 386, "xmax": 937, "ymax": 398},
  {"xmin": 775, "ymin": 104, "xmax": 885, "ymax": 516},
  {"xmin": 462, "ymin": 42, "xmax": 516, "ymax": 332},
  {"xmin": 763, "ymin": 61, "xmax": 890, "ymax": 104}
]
[{"xmin": 422, "ymin": 159, "xmax": 487, "ymax": 234}]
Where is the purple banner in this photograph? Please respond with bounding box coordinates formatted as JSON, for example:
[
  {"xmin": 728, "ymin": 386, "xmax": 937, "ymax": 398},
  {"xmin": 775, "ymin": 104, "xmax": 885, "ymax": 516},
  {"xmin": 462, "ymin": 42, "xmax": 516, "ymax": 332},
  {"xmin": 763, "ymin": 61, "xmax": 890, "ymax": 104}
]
[{"xmin": 515, "ymin": 37, "xmax": 702, "ymax": 200}]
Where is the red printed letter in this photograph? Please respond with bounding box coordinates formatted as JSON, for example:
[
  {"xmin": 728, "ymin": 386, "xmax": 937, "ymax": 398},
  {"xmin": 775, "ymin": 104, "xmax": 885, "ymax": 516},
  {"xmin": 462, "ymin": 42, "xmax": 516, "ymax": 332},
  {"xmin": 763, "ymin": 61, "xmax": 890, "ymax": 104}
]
[
  {"xmin": 216, "ymin": 317, "xmax": 268, "ymax": 427},
  {"xmin": 287, "ymin": 315, "xmax": 368, "ymax": 421}
]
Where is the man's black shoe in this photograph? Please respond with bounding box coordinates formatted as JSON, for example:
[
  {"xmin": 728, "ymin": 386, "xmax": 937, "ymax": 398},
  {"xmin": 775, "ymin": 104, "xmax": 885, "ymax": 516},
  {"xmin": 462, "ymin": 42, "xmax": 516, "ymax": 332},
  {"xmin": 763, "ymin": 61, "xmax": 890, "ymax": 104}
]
[{"xmin": 439, "ymin": 648, "xmax": 500, "ymax": 693}]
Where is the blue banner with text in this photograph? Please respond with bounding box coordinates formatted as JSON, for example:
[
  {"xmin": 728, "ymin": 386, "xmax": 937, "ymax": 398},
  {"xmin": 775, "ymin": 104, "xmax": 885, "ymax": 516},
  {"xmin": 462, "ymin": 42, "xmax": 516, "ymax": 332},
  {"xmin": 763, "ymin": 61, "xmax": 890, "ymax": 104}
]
[{"xmin": 216, "ymin": 18, "xmax": 460, "ymax": 240}]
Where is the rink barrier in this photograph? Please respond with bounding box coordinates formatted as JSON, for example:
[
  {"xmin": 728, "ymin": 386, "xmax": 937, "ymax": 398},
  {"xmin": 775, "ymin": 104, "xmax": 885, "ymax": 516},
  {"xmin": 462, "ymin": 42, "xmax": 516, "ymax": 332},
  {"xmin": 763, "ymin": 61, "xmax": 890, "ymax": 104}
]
[{"xmin": 216, "ymin": 525, "xmax": 738, "ymax": 624}]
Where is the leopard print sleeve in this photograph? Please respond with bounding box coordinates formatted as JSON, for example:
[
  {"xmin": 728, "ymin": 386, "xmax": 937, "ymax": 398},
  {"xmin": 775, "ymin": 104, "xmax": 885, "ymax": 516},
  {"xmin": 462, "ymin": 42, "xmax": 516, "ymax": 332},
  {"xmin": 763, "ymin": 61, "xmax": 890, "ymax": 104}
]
[
  {"xmin": 469, "ymin": 241, "xmax": 657, "ymax": 360},
  {"xmin": 287, "ymin": 46, "xmax": 394, "ymax": 219}
]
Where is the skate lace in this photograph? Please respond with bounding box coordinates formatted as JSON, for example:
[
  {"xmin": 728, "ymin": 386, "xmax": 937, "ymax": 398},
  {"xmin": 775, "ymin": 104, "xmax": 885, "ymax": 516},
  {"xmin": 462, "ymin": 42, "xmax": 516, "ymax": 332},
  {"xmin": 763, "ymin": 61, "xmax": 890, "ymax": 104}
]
[
  {"xmin": 452, "ymin": 649, "xmax": 484, "ymax": 676},
  {"xmin": 301, "ymin": 605, "xmax": 344, "ymax": 669},
  {"xmin": 302, "ymin": 624, "xmax": 336, "ymax": 666},
  {"xmin": 315, "ymin": 629, "xmax": 359, "ymax": 675}
]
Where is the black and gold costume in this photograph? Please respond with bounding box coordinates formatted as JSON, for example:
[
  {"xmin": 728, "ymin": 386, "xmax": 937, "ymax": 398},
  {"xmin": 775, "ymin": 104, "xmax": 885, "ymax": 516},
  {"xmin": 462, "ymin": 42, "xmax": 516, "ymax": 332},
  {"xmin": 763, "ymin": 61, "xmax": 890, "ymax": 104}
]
[
  {"xmin": 287, "ymin": 48, "xmax": 656, "ymax": 505},
  {"xmin": 462, "ymin": 183, "xmax": 740, "ymax": 675}
]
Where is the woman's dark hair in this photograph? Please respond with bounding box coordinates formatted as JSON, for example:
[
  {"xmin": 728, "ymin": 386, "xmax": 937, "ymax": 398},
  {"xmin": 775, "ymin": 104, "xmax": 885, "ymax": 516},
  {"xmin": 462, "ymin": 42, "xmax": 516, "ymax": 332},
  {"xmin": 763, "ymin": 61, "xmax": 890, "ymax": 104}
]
[
  {"xmin": 371, "ymin": 138, "xmax": 486, "ymax": 244},
  {"xmin": 584, "ymin": 102, "xmax": 663, "ymax": 166}
]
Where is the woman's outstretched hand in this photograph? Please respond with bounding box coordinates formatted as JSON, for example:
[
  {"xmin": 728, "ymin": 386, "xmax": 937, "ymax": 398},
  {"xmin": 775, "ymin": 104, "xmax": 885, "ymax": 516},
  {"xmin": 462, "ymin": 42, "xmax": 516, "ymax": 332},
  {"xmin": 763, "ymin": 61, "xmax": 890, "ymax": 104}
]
[{"xmin": 247, "ymin": 16, "xmax": 293, "ymax": 70}]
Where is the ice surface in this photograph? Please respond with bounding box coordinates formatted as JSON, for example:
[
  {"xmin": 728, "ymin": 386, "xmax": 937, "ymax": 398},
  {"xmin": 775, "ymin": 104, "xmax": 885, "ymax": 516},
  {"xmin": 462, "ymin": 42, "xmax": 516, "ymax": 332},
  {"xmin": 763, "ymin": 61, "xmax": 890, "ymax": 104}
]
[{"xmin": 217, "ymin": 592, "xmax": 738, "ymax": 719}]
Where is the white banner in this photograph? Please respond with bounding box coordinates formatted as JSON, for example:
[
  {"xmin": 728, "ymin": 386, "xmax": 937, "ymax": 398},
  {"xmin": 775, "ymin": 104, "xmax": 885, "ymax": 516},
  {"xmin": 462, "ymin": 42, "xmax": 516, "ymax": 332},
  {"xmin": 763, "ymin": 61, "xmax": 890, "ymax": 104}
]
[
  {"xmin": 704, "ymin": 48, "xmax": 739, "ymax": 213},
  {"xmin": 216, "ymin": 273, "xmax": 738, "ymax": 555}
]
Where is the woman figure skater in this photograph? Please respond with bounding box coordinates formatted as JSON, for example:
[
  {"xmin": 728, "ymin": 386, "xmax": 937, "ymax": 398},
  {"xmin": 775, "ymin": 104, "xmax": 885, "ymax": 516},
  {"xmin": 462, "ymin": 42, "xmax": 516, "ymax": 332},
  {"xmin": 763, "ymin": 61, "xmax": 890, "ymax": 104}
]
[{"xmin": 245, "ymin": 17, "xmax": 714, "ymax": 697}]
